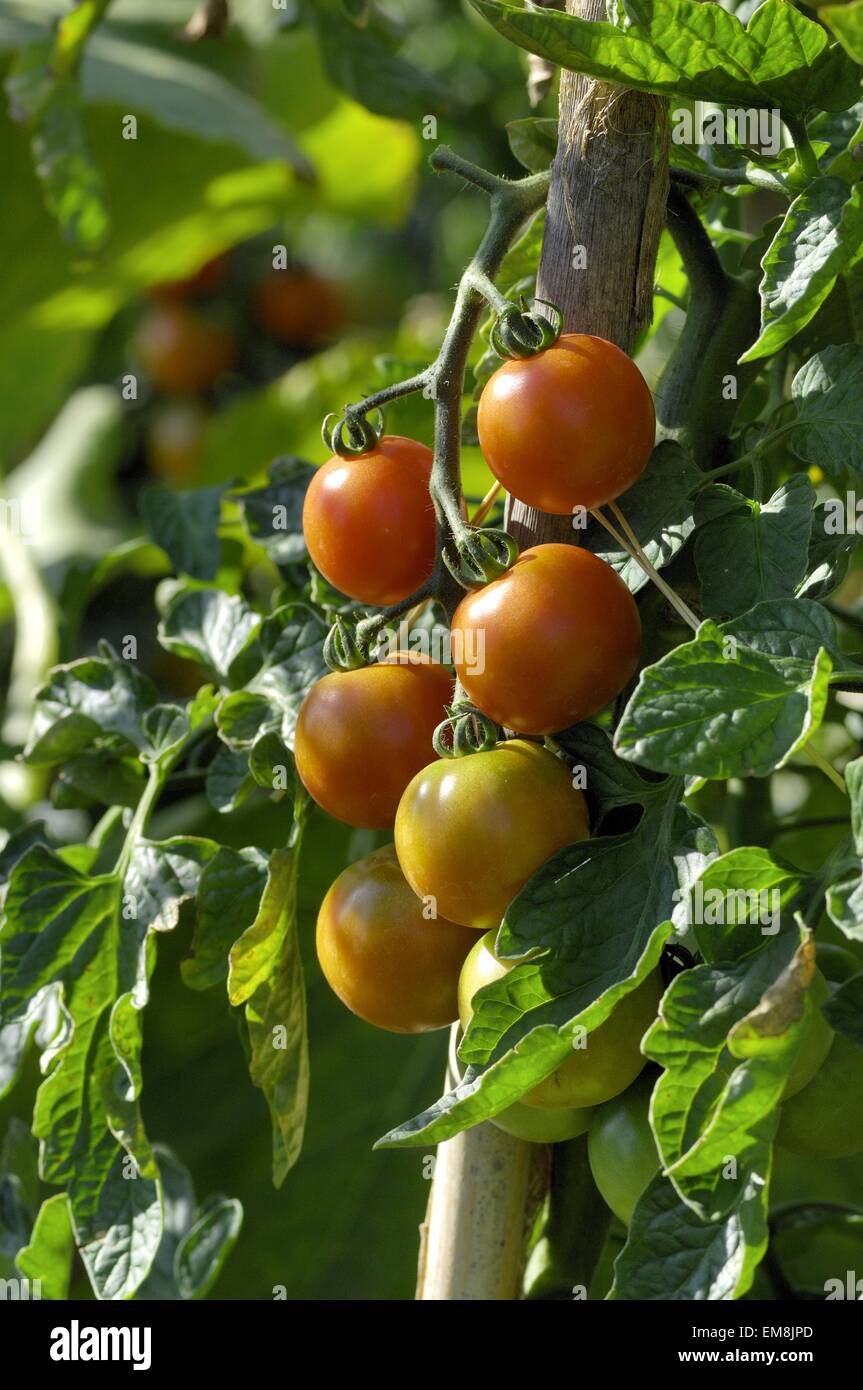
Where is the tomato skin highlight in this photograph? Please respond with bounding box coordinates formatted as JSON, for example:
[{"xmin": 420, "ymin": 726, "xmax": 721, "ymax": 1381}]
[
  {"xmin": 458, "ymin": 930, "xmax": 661, "ymax": 1108},
  {"xmin": 295, "ymin": 654, "xmax": 453, "ymax": 830},
  {"xmin": 395, "ymin": 739, "xmax": 589, "ymax": 931},
  {"xmin": 778, "ymin": 1032, "xmax": 863, "ymax": 1159},
  {"xmin": 134, "ymin": 302, "xmax": 236, "ymax": 396},
  {"xmin": 588, "ymin": 1071, "xmax": 660, "ymax": 1225},
  {"xmin": 477, "ymin": 333, "xmax": 655, "ymax": 514},
  {"xmin": 452, "ymin": 544, "xmax": 641, "ymax": 735},
  {"xmin": 316, "ymin": 844, "xmax": 476, "ymax": 1033},
  {"xmin": 303, "ymin": 435, "xmax": 437, "ymax": 605}
]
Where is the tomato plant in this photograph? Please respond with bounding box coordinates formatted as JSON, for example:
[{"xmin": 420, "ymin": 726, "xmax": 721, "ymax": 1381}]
[
  {"xmin": 459, "ymin": 930, "xmax": 660, "ymax": 1107},
  {"xmin": 1, "ymin": 0, "xmax": 862, "ymax": 1318}
]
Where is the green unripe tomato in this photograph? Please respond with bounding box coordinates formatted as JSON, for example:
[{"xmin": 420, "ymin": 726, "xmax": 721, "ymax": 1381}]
[
  {"xmin": 588, "ymin": 1071, "xmax": 660, "ymax": 1226},
  {"xmin": 778, "ymin": 1032, "xmax": 863, "ymax": 1159},
  {"xmin": 457, "ymin": 930, "xmax": 661, "ymax": 1110},
  {"xmin": 782, "ymin": 967, "xmax": 834, "ymax": 1101},
  {"xmin": 446, "ymin": 1026, "xmax": 593, "ymax": 1144},
  {"xmin": 816, "ymin": 940, "xmax": 862, "ymax": 985}
]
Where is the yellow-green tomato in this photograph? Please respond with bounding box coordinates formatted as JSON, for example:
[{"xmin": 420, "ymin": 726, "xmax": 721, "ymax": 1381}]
[
  {"xmin": 782, "ymin": 967, "xmax": 834, "ymax": 1100},
  {"xmin": 458, "ymin": 930, "xmax": 661, "ymax": 1109},
  {"xmin": 395, "ymin": 739, "xmax": 589, "ymax": 931},
  {"xmin": 588, "ymin": 1071, "xmax": 660, "ymax": 1225},
  {"xmin": 778, "ymin": 1032, "xmax": 863, "ymax": 1159}
]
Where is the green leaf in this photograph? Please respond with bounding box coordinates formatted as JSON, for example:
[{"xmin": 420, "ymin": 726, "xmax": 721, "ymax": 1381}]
[
  {"xmin": 741, "ymin": 179, "xmax": 863, "ymax": 363},
  {"xmin": 826, "ymin": 864, "xmax": 863, "ymax": 940},
  {"xmin": 468, "ymin": 0, "xmax": 859, "ymax": 115},
  {"xmin": 205, "ymin": 743, "xmax": 256, "ymax": 815},
  {"xmin": 610, "ymin": 1173, "xmax": 768, "ymax": 1300},
  {"xmin": 822, "ymin": 1, "xmax": 863, "ymax": 65},
  {"xmin": 645, "ymin": 873, "xmax": 815, "ymax": 1219},
  {"xmin": 140, "ymin": 482, "xmax": 231, "ymax": 582},
  {"xmin": 1, "ymin": 847, "xmax": 162, "ymax": 1298},
  {"xmin": 15, "ymin": 1193, "xmax": 74, "ymax": 1301},
  {"xmin": 306, "ymin": 0, "xmax": 452, "ymax": 120},
  {"xmin": 52, "ymin": 751, "xmax": 146, "ymax": 810},
  {"xmin": 182, "ymin": 846, "xmax": 269, "ymax": 992},
  {"xmin": 584, "ymin": 441, "xmax": 700, "ymax": 593},
  {"xmin": 157, "ymin": 584, "xmax": 261, "ymax": 686},
  {"xmin": 237, "ymin": 603, "xmax": 329, "ymax": 748},
  {"xmin": 378, "ymin": 792, "xmax": 714, "ymax": 1149},
  {"xmin": 23, "ymin": 646, "xmax": 158, "ymax": 767},
  {"xmin": 798, "ymin": 500, "xmax": 858, "ymax": 600},
  {"xmin": 125, "ymin": 837, "xmax": 220, "ymax": 935},
  {"xmin": 506, "ymin": 116, "xmax": 558, "ymax": 172},
  {"xmin": 791, "ymin": 343, "xmax": 863, "ymax": 481},
  {"xmin": 694, "ymin": 474, "xmax": 815, "ymax": 618},
  {"xmin": 233, "ymin": 458, "xmax": 316, "ymax": 568},
  {"xmin": 848, "ymin": 755, "xmax": 863, "ymax": 856},
  {"xmin": 228, "ymin": 848, "xmax": 309, "ymax": 1184},
  {"xmin": 553, "ymin": 722, "xmax": 669, "ymax": 820},
  {"xmin": 175, "ymin": 1196, "xmax": 243, "ymax": 1299},
  {"xmin": 615, "ymin": 605, "xmax": 833, "ymax": 778},
  {"xmin": 823, "ymin": 971, "xmax": 863, "ymax": 1046},
  {"xmin": 6, "ymin": 42, "xmax": 109, "ymax": 252}
]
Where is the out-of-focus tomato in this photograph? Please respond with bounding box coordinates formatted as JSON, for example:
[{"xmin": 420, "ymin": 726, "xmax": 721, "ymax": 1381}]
[
  {"xmin": 134, "ymin": 302, "xmax": 236, "ymax": 396},
  {"xmin": 254, "ymin": 269, "xmax": 344, "ymax": 346}
]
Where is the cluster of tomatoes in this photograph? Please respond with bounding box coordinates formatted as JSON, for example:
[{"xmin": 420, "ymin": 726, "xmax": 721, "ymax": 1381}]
[
  {"xmin": 295, "ymin": 329, "xmax": 863, "ymax": 1220},
  {"xmin": 136, "ymin": 253, "xmax": 344, "ymax": 485}
]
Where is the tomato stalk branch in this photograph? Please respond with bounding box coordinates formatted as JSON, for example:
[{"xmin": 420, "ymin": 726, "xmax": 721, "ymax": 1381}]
[{"xmin": 328, "ymin": 147, "xmax": 551, "ymax": 644}]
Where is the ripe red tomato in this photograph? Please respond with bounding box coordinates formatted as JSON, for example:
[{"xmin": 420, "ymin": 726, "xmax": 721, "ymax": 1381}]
[
  {"xmin": 146, "ymin": 401, "xmax": 206, "ymax": 484},
  {"xmin": 458, "ymin": 930, "xmax": 661, "ymax": 1108},
  {"xmin": 254, "ymin": 270, "xmax": 344, "ymax": 346},
  {"xmin": 134, "ymin": 303, "xmax": 236, "ymax": 396},
  {"xmin": 303, "ymin": 435, "xmax": 437, "ymax": 605},
  {"xmin": 395, "ymin": 738, "xmax": 589, "ymax": 930},
  {"xmin": 451, "ymin": 543, "xmax": 641, "ymax": 735},
  {"xmin": 588, "ymin": 1071, "xmax": 660, "ymax": 1224},
  {"xmin": 316, "ymin": 844, "xmax": 477, "ymax": 1033},
  {"xmin": 295, "ymin": 654, "xmax": 453, "ymax": 829},
  {"xmin": 477, "ymin": 333, "xmax": 655, "ymax": 513}
]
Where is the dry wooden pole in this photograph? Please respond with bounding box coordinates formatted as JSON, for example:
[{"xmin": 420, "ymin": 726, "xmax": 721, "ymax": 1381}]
[{"xmin": 505, "ymin": 0, "xmax": 668, "ymax": 547}]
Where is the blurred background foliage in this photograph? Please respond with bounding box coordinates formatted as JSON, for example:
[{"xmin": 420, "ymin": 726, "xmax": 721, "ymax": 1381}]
[
  {"xmin": 2, "ymin": 0, "xmax": 863, "ymax": 1300},
  {"xmin": 0, "ymin": 0, "xmax": 563, "ymax": 1302}
]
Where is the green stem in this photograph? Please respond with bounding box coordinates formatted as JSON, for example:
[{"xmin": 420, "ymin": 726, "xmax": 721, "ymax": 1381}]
[
  {"xmin": 691, "ymin": 418, "xmax": 801, "ymax": 492},
  {"xmin": 523, "ymin": 1137, "xmax": 612, "ymax": 1300},
  {"xmin": 670, "ymin": 163, "xmax": 788, "ymax": 195},
  {"xmin": 785, "ymin": 115, "xmax": 820, "ymax": 184}
]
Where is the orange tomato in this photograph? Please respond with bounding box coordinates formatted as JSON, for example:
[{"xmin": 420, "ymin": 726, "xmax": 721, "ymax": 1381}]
[
  {"xmin": 477, "ymin": 333, "xmax": 655, "ymax": 513},
  {"xmin": 451, "ymin": 543, "xmax": 641, "ymax": 735}
]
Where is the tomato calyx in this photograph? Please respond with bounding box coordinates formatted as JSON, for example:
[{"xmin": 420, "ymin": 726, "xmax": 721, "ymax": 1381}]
[
  {"xmin": 443, "ymin": 524, "xmax": 519, "ymax": 589},
  {"xmin": 323, "ymin": 613, "xmax": 375, "ymax": 673},
  {"xmin": 321, "ymin": 407, "xmax": 384, "ymax": 458},
  {"xmin": 489, "ymin": 297, "xmax": 562, "ymax": 360},
  {"xmin": 432, "ymin": 700, "xmax": 501, "ymax": 758}
]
